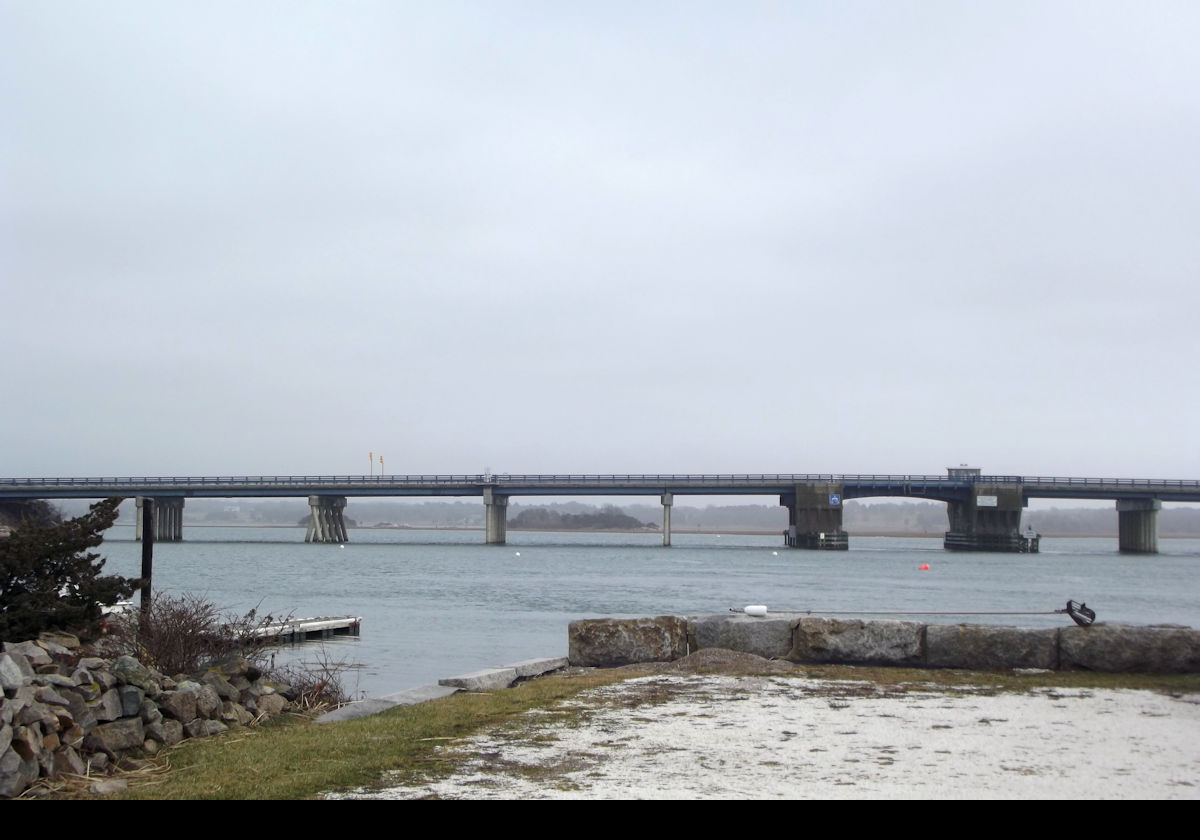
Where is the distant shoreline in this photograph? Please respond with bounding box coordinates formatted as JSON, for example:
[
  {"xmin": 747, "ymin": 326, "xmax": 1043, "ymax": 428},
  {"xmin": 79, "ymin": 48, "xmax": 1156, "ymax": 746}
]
[{"xmin": 110, "ymin": 522, "xmax": 1200, "ymax": 539}]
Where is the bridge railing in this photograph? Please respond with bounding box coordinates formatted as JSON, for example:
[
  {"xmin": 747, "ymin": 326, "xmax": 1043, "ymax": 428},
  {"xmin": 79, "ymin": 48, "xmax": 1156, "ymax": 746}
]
[
  {"xmin": 982, "ymin": 476, "xmax": 1200, "ymax": 489},
  {"xmin": 3, "ymin": 474, "xmax": 1199, "ymax": 490}
]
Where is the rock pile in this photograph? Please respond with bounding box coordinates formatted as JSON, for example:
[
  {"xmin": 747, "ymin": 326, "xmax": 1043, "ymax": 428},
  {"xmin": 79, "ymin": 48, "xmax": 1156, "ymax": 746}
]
[{"xmin": 1, "ymin": 633, "xmax": 296, "ymax": 798}]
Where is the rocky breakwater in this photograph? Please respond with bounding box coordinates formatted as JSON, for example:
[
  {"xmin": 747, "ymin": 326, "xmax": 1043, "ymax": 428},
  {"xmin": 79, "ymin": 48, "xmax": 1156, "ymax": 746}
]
[{"xmin": 1, "ymin": 633, "xmax": 297, "ymax": 798}]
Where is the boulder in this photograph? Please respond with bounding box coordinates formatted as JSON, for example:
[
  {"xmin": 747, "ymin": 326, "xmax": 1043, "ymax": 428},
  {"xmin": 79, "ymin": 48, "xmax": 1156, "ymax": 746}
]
[
  {"xmin": 1059, "ymin": 623, "xmax": 1200, "ymax": 673},
  {"xmin": 188, "ymin": 685, "xmax": 222, "ymax": 720},
  {"xmin": 34, "ymin": 684, "xmax": 72, "ymax": 708},
  {"xmin": 109, "ymin": 656, "xmax": 156, "ymax": 692},
  {"xmin": 157, "ymin": 690, "xmax": 197, "ymax": 723},
  {"xmin": 160, "ymin": 720, "xmax": 184, "ymax": 747},
  {"xmin": 18, "ymin": 701, "xmax": 59, "ymax": 731},
  {"xmin": 10, "ymin": 725, "xmax": 41, "ymax": 760},
  {"xmin": 184, "ymin": 718, "xmax": 228, "ymax": 739},
  {"xmin": 199, "ymin": 671, "xmax": 239, "ymax": 702},
  {"xmin": 38, "ymin": 631, "xmax": 80, "ymax": 652},
  {"xmin": 36, "ymin": 672, "xmax": 77, "ymax": 690},
  {"xmin": 221, "ymin": 701, "xmax": 254, "ymax": 727},
  {"xmin": 0, "ymin": 746, "xmax": 39, "ymax": 799},
  {"xmin": 93, "ymin": 669, "xmax": 117, "ymax": 692},
  {"xmin": 254, "ymin": 693, "xmax": 288, "ymax": 717},
  {"xmin": 91, "ymin": 688, "xmax": 124, "ymax": 722},
  {"xmin": 789, "ymin": 618, "xmax": 925, "ymax": 666},
  {"xmin": 0, "ymin": 652, "xmax": 34, "ymax": 691},
  {"xmin": 926, "ymin": 624, "xmax": 1059, "ymax": 670},
  {"xmin": 690, "ymin": 614, "xmax": 795, "ymax": 659},
  {"xmin": 3, "ymin": 641, "xmax": 50, "ymax": 667},
  {"xmin": 87, "ymin": 751, "xmax": 110, "ymax": 774},
  {"xmin": 53, "ymin": 744, "xmax": 86, "ymax": 778},
  {"xmin": 35, "ymin": 637, "xmax": 72, "ymax": 658},
  {"xmin": 60, "ymin": 724, "xmax": 85, "ymax": 750},
  {"xmin": 91, "ymin": 718, "xmax": 145, "ymax": 753},
  {"xmin": 140, "ymin": 699, "xmax": 163, "ymax": 726},
  {"xmin": 118, "ymin": 685, "xmax": 146, "ymax": 718},
  {"xmin": 568, "ymin": 616, "xmax": 689, "ymax": 667},
  {"xmin": 60, "ymin": 688, "xmax": 97, "ymax": 734}
]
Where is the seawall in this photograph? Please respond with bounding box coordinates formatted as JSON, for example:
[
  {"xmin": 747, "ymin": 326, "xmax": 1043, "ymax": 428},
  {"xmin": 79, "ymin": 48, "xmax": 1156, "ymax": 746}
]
[{"xmin": 569, "ymin": 615, "xmax": 1200, "ymax": 673}]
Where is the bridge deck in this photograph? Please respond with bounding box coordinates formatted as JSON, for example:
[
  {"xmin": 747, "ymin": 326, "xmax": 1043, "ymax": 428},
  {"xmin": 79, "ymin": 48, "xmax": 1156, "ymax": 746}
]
[{"xmin": 3, "ymin": 474, "xmax": 1200, "ymax": 502}]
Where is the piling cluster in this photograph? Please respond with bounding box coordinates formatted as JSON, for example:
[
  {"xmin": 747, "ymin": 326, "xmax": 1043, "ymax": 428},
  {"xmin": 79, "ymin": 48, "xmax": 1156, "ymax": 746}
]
[{"xmin": 0, "ymin": 633, "xmax": 296, "ymax": 798}]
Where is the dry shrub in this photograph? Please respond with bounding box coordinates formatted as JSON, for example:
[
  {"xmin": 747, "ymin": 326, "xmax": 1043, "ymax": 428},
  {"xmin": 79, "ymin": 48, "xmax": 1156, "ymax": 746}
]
[
  {"xmin": 108, "ymin": 593, "xmax": 282, "ymax": 676},
  {"xmin": 272, "ymin": 646, "xmax": 361, "ymax": 711}
]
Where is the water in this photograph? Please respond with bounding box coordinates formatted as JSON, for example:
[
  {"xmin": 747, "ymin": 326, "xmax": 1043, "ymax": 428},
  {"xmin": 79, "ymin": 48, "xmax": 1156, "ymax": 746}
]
[{"xmin": 96, "ymin": 526, "xmax": 1200, "ymax": 699}]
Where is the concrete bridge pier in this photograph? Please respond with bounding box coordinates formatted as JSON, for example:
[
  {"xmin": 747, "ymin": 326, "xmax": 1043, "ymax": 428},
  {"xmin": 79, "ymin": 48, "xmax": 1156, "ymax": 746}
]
[
  {"xmin": 484, "ymin": 488, "xmax": 508, "ymax": 545},
  {"xmin": 944, "ymin": 486, "xmax": 1027, "ymax": 551},
  {"xmin": 136, "ymin": 497, "xmax": 183, "ymax": 542},
  {"xmin": 661, "ymin": 493, "xmax": 673, "ymax": 547},
  {"xmin": 1117, "ymin": 498, "xmax": 1160, "ymax": 553},
  {"xmin": 306, "ymin": 495, "xmax": 348, "ymax": 543},
  {"xmin": 779, "ymin": 483, "xmax": 848, "ymax": 550}
]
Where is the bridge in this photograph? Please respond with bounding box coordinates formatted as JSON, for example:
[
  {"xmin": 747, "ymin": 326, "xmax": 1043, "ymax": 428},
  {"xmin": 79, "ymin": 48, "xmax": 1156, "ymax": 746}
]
[{"xmin": 4, "ymin": 467, "xmax": 1199, "ymax": 553}]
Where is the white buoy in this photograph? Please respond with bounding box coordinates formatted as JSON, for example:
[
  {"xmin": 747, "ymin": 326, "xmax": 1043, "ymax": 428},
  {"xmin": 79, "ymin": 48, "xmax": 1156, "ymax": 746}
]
[
  {"xmin": 743, "ymin": 605, "xmax": 768, "ymax": 617},
  {"xmin": 772, "ymin": 551, "xmax": 778, "ymax": 556},
  {"xmin": 515, "ymin": 552, "xmax": 521, "ymax": 556}
]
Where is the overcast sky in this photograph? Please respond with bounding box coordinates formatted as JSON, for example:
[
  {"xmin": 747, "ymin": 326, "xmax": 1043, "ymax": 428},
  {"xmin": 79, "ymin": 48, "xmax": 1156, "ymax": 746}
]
[{"xmin": 3, "ymin": 2, "xmax": 1199, "ymax": 481}]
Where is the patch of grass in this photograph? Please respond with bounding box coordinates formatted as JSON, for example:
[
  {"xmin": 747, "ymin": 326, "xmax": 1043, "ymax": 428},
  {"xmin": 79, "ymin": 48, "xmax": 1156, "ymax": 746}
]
[
  {"xmin": 62, "ymin": 663, "xmax": 1200, "ymax": 800},
  {"xmin": 96, "ymin": 670, "xmax": 630, "ymax": 800}
]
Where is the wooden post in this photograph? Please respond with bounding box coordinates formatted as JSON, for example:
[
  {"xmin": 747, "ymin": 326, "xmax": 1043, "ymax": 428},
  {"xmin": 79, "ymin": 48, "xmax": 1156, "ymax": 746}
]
[{"xmin": 139, "ymin": 498, "xmax": 154, "ymax": 620}]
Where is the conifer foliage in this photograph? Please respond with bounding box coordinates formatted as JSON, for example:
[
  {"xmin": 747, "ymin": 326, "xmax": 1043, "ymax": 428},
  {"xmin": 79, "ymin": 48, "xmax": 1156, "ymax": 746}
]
[{"xmin": 0, "ymin": 497, "xmax": 138, "ymax": 640}]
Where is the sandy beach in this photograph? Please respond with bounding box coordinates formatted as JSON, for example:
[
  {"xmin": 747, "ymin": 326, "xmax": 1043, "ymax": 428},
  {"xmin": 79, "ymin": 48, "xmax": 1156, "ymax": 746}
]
[{"xmin": 333, "ymin": 665, "xmax": 1200, "ymax": 800}]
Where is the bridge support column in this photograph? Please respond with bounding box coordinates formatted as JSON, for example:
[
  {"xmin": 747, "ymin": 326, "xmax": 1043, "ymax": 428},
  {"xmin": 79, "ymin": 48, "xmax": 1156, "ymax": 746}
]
[
  {"xmin": 944, "ymin": 486, "xmax": 1029, "ymax": 551},
  {"xmin": 483, "ymin": 488, "xmax": 508, "ymax": 545},
  {"xmin": 1117, "ymin": 498, "xmax": 1159, "ymax": 554},
  {"xmin": 306, "ymin": 496, "xmax": 348, "ymax": 543},
  {"xmin": 136, "ymin": 497, "xmax": 147, "ymax": 541},
  {"xmin": 137, "ymin": 497, "xmax": 184, "ymax": 542},
  {"xmin": 661, "ymin": 493, "xmax": 673, "ymax": 547},
  {"xmin": 779, "ymin": 483, "xmax": 847, "ymax": 550}
]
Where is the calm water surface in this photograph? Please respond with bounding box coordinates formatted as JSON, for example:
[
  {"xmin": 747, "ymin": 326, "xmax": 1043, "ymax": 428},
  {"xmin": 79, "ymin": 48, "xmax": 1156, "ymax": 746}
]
[{"xmin": 97, "ymin": 526, "xmax": 1200, "ymax": 699}]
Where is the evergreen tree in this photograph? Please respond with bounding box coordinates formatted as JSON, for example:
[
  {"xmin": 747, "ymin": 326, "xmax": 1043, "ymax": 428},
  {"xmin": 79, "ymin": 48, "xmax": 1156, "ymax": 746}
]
[{"xmin": 0, "ymin": 497, "xmax": 137, "ymax": 640}]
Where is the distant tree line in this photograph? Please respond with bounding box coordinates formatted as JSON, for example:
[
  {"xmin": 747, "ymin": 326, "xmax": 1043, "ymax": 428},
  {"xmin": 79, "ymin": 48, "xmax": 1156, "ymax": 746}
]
[{"xmin": 509, "ymin": 505, "xmax": 654, "ymax": 531}]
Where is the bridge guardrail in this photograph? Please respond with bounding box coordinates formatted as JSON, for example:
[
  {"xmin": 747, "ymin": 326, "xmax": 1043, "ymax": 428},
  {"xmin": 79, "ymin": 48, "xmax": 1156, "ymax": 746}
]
[{"xmin": 3, "ymin": 474, "xmax": 1199, "ymax": 492}]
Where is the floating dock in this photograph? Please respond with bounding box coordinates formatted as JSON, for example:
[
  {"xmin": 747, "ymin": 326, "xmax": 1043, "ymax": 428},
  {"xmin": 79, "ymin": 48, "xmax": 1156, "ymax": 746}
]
[{"xmin": 253, "ymin": 615, "xmax": 363, "ymax": 643}]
